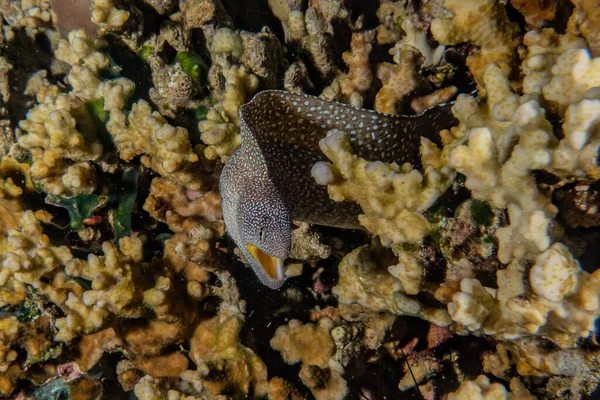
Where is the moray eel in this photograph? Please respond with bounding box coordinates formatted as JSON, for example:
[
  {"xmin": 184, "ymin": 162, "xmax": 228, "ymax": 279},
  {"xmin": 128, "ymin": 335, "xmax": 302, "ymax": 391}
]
[{"xmin": 220, "ymin": 90, "xmax": 457, "ymax": 289}]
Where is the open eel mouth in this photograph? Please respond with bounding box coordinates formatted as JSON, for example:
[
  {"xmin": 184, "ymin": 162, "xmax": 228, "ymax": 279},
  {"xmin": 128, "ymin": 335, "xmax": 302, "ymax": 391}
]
[{"xmin": 246, "ymin": 244, "xmax": 284, "ymax": 280}]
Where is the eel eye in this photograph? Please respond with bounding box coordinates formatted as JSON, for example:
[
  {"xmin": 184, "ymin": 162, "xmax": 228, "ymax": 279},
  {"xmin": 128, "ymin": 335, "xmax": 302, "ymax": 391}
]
[{"xmin": 258, "ymin": 228, "xmax": 265, "ymax": 241}]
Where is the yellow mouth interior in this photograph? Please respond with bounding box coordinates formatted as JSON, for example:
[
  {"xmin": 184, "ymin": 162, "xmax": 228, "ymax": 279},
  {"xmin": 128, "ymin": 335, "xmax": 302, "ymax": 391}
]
[{"xmin": 246, "ymin": 244, "xmax": 283, "ymax": 280}]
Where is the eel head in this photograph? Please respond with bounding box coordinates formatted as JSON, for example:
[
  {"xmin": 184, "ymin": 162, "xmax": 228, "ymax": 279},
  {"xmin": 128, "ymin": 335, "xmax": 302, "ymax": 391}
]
[{"xmin": 224, "ymin": 170, "xmax": 292, "ymax": 289}]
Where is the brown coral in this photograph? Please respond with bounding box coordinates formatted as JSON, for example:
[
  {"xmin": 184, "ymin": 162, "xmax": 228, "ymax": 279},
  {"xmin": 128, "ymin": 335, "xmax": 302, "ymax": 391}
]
[
  {"xmin": 375, "ymin": 49, "xmax": 422, "ymax": 114},
  {"xmin": 431, "ymin": 0, "xmax": 519, "ymax": 84},
  {"xmin": 143, "ymin": 177, "xmax": 223, "ymax": 239},
  {"xmin": 553, "ymin": 179, "xmax": 600, "ymax": 228},
  {"xmin": 568, "ymin": 0, "xmax": 600, "ymax": 57},
  {"xmin": 511, "ymin": 0, "xmax": 557, "ymax": 28},
  {"xmin": 190, "ymin": 303, "xmax": 268, "ymax": 398}
]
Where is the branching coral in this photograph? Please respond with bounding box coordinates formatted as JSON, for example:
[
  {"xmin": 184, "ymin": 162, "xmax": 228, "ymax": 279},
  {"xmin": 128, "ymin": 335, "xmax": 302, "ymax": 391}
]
[
  {"xmin": 1, "ymin": 212, "xmax": 195, "ymax": 349},
  {"xmin": 271, "ymin": 318, "xmax": 336, "ymax": 367},
  {"xmin": 0, "ymin": 0, "xmax": 55, "ymax": 32},
  {"xmin": 448, "ymin": 243, "xmax": 600, "ymax": 342},
  {"xmin": 521, "ymin": 29, "xmax": 587, "ymax": 97},
  {"xmin": 568, "ymin": 0, "xmax": 600, "ymax": 58},
  {"xmin": 90, "ymin": 0, "xmax": 130, "ymax": 30},
  {"xmin": 107, "ymin": 100, "xmax": 202, "ymax": 190},
  {"xmin": 17, "ymin": 29, "xmax": 134, "ymax": 196},
  {"xmin": 55, "ymin": 29, "xmax": 135, "ymax": 109},
  {"xmin": 542, "ymin": 48, "xmax": 600, "ymax": 109},
  {"xmin": 430, "ymin": 0, "xmax": 519, "ymax": 85},
  {"xmin": 333, "ymin": 245, "xmax": 451, "ymax": 327},
  {"xmin": 390, "ymin": 20, "xmax": 445, "ymax": 69},
  {"xmin": 374, "ymin": 48, "xmax": 422, "ymax": 115},
  {"xmin": 442, "ymin": 57, "xmax": 600, "ymax": 342},
  {"xmin": 511, "ymin": 0, "xmax": 557, "ymax": 29},
  {"xmin": 338, "ymin": 30, "xmax": 375, "ymax": 107},
  {"xmin": 17, "ymin": 85, "xmax": 102, "ymax": 196},
  {"xmin": 4, "ymin": 0, "xmax": 600, "ymax": 398},
  {"xmin": 313, "ymin": 129, "xmax": 454, "ymax": 246},
  {"xmin": 447, "ymin": 64, "xmax": 555, "ymax": 264},
  {"xmin": 0, "ymin": 316, "xmax": 56, "ymax": 395},
  {"xmin": 0, "ymin": 158, "xmax": 33, "ymax": 236},
  {"xmin": 199, "ymin": 65, "xmax": 258, "ymax": 162},
  {"xmin": 198, "ymin": 28, "xmax": 260, "ymax": 161}
]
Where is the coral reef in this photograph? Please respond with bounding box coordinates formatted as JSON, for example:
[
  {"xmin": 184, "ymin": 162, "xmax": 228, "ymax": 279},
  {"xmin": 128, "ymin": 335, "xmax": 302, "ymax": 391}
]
[{"xmin": 1, "ymin": 0, "xmax": 600, "ymax": 399}]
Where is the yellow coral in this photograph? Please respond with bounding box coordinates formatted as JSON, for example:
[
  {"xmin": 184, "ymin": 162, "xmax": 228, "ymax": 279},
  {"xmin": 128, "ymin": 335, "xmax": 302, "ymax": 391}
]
[
  {"xmin": 332, "ymin": 245, "xmax": 451, "ymax": 326},
  {"xmin": 568, "ymin": 0, "xmax": 600, "ymax": 58},
  {"xmin": 431, "ymin": 0, "xmax": 519, "ymax": 86},
  {"xmin": 522, "ymin": 29, "xmax": 586, "ymax": 96},
  {"xmin": 3, "ymin": 0, "xmax": 54, "ymax": 30},
  {"xmin": 143, "ymin": 177, "xmax": 223, "ymax": 239},
  {"xmin": 210, "ymin": 27, "xmax": 243, "ymax": 59},
  {"xmin": 90, "ymin": 0, "xmax": 130, "ymax": 29},
  {"xmin": 199, "ymin": 66, "xmax": 259, "ymax": 161},
  {"xmin": 543, "ymin": 48, "xmax": 600, "ymax": 108},
  {"xmin": 448, "ymin": 375, "xmax": 535, "ymax": 400},
  {"xmin": 448, "ymin": 243, "xmax": 600, "ymax": 342},
  {"xmin": 107, "ymin": 100, "xmax": 202, "ymax": 190},
  {"xmin": 339, "ymin": 30, "xmax": 375, "ymax": 107},
  {"xmin": 56, "ymin": 29, "xmax": 135, "ymax": 109},
  {"xmin": 314, "ymin": 129, "xmax": 454, "ymax": 245},
  {"xmin": 270, "ymin": 318, "xmax": 335, "ymax": 368},
  {"xmin": 18, "ymin": 86, "xmax": 102, "ymax": 196},
  {"xmin": 190, "ymin": 303, "xmax": 268, "ymax": 398},
  {"xmin": 448, "ymin": 65, "xmax": 557, "ymax": 264},
  {"xmin": 375, "ymin": 49, "xmax": 421, "ymax": 114},
  {"xmin": 18, "ymin": 29, "xmax": 135, "ymax": 196},
  {"xmin": 0, "ymin": 158, "xmax": 32, "ymax": 238},
  {"xmin": 270, "ymin": 318, "xmax": 348, "ymax": 400}
]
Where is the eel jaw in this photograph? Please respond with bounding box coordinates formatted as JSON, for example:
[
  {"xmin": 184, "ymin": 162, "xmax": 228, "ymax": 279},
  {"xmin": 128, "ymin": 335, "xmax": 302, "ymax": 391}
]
[{"xmin": 246, "ymin": 243, "xmax": 284, "ymax": 282}]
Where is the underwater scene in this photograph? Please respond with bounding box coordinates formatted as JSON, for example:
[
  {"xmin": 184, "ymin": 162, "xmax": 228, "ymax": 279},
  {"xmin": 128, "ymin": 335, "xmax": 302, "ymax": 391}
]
[{"xmin": 1, "ymin": 0, "xmax": 600, "ymax": 399}]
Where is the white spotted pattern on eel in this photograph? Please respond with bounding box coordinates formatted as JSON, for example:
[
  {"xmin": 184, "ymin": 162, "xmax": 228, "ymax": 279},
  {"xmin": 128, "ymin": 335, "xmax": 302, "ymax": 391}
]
[{"xmin": 219, "ymin": 90, "xmax": 457, "ymax": 289}]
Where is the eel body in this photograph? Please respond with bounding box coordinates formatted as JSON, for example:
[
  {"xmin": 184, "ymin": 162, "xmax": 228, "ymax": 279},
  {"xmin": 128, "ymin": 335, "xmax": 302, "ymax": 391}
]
[{"xmin": 220, "ymin": 90, "xmax": 457, "ymax": 289}]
